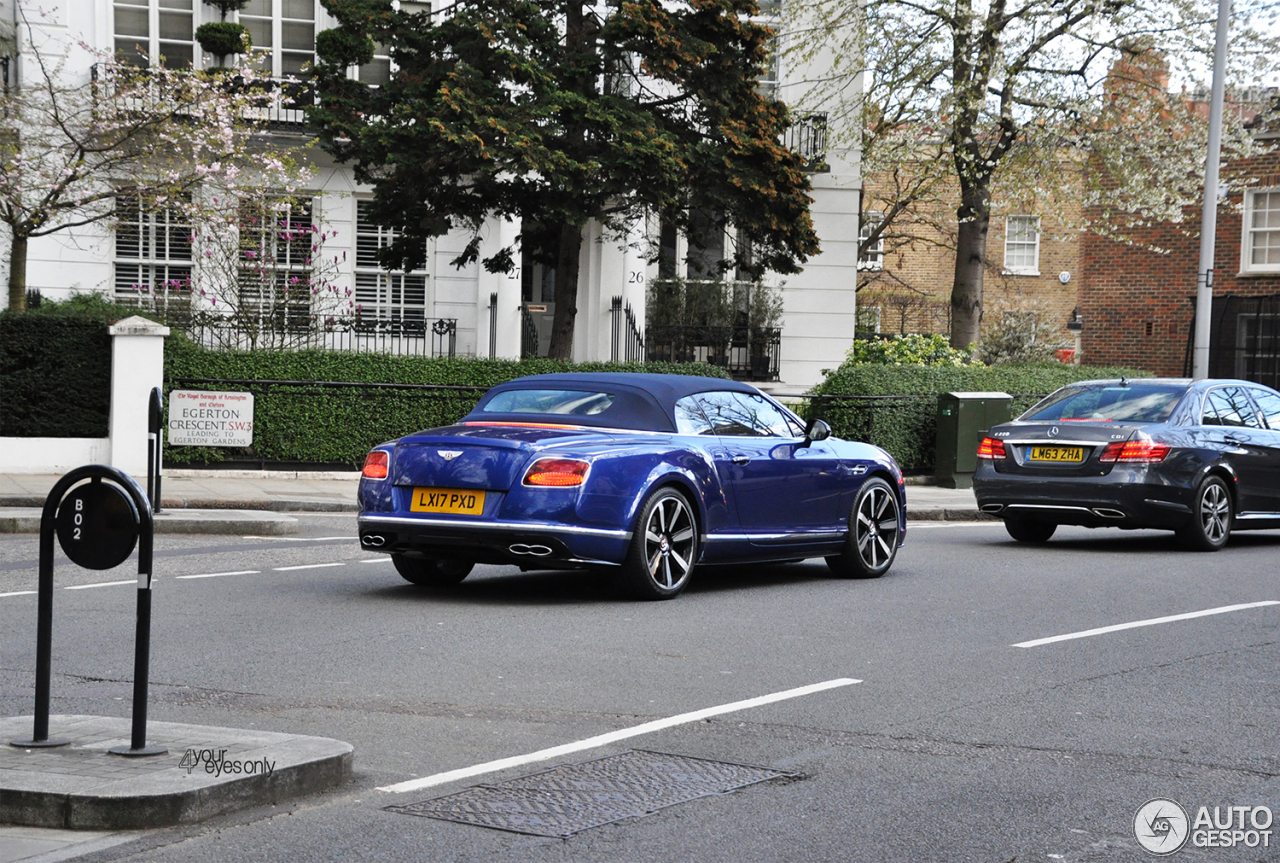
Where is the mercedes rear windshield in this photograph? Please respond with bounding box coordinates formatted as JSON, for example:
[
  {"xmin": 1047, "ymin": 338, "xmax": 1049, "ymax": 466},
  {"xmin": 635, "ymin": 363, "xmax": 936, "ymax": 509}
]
[{"xmin": 1019, "ymin": 384, "xmax": 1189, "ymax": 423}]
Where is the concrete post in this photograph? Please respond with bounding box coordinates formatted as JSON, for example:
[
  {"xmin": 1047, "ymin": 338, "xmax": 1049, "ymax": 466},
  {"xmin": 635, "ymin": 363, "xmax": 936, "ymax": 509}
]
[{"xmin": 107, "ymin": 316, "xmax": 169, "ymax": 477}]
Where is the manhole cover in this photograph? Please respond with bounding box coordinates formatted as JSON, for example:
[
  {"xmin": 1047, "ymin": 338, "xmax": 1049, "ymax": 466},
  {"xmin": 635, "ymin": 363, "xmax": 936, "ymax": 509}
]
[{"xmin": 385, "ymin": 749, "xmax": 795, "ymax": 837}]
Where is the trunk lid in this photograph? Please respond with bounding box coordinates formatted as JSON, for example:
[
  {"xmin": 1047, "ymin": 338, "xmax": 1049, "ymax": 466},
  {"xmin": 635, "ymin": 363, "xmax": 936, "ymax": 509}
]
[
  {"xmin": 992, "ymin": 421, "xmax": 1149, "ymax": 476},
  {"xmin": 390, "ymin": 424, "xmax": 614, "ymax": 490}
]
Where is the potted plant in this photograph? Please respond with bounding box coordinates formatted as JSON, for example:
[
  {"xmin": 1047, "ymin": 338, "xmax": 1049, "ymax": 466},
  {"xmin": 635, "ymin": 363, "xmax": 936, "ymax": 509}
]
[{"xmin": 196, "ymin": 0, "xmax": 250, "ymax": 70}]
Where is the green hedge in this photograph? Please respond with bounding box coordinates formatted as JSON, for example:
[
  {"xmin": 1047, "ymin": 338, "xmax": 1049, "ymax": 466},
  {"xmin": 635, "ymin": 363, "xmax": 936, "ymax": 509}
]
[
  {"xmin": 806, "ymin": 362, "xmax": 1153, "ymax": 473},
  {"xmin": 163, "ymin": 337, "xmax": 732, "ymax": 466},
  {"xmin": 0, "ymin": 313, "xmax": 115, "ymax": 437}
]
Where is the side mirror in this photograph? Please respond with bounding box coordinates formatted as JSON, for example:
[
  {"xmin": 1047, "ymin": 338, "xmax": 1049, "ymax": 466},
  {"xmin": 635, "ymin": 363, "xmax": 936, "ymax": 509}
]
[{"xmin": 800, "ymin": 418, "xmax": 831, "ymax": 448}]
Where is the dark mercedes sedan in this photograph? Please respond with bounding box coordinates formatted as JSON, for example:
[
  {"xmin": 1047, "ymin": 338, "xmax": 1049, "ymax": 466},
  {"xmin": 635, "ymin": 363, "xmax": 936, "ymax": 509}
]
[{"xmin": 972, "ymin": 378, "xmax": 1280, "ymax": 550}]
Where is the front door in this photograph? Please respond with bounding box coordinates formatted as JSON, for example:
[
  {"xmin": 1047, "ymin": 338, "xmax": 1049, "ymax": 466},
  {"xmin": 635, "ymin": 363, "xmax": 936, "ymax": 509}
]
[{"xmin": 695, "ymin": 391, "xmax": 843, "ymax": 532}]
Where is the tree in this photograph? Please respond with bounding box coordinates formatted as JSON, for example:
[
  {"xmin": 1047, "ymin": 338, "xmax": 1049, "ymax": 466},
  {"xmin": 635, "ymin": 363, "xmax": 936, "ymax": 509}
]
[
  {"xmin": 788, "ymin": 0, "xmax": 1280, "ymax": 349},
  {"xmin": 310, "ymin": 0, "xmax": 820, "ymax": 358},
  {"xmin": 0, "ymin": 21, "xmax": 300, "ymax": 312}
]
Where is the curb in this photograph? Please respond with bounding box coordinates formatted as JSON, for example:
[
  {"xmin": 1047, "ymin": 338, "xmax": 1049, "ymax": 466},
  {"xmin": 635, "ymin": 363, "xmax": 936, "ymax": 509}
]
[
  {"xmin": 907, "ymin": 508, "xmax": 998, "ymax": 522},
  {"xmin": 0, "ymin": 496, "xmax": 356, "ymax": 513},
  {"xmin": 1, "ymin": 715, "xmax": 352, "ymax": 830},
  {"xmin": 0, "ymin": 509, "xmax": 299, "ymax": 535}
]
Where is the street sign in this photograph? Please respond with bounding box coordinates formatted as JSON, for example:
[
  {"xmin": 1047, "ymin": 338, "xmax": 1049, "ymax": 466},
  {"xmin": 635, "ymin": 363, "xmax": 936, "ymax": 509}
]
[
  {"xmin": 168, "ymin": 390, "xmax": 254, "ymax": 447},
  {"xmin": 55, "ymin": 480, "xmax": 139, "ymax": 570}
]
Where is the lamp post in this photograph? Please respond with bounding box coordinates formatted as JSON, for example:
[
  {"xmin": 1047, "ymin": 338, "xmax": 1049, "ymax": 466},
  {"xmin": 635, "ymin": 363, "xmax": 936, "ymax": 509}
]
[{"xmin": 1191, "ymin": 0, "xmax": 1232, "ymax": 380}]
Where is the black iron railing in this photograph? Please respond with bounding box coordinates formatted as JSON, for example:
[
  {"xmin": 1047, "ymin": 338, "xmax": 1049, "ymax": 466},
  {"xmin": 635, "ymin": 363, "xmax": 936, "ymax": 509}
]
[
  {"xmin": 646, "ymin": 325, "xmax": 781, "ymax": 381},
  {"xmin": 186, "ymin": 312, "xmax": 458, "ymax": 356},
  {"xmin": 610, "ymin": 296, "xmax": 645, "ymax": 363},
  {"xmin": 783, "ymin": 113, "xmax": 829, "ymax": 173},
  {"xmin": 521, "ymin": 307, "xmax": 539, "ymax": 358},
  {"xmin": 487, "ymin": 292, "xmax": 498, "ymax": 359}
]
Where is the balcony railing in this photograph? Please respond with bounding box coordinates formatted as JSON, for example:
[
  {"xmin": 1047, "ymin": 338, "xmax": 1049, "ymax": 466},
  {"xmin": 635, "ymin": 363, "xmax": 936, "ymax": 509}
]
[
  {"xmin": 783, "ymin": 113, "xmax": 829, "ymax": 173},
  {"xmin": 89, "ymin": 63, "xmax": 312, "ymax": 128},
  {"xmin": 646, "ymin": 324, "xmax": 781, "ymax": 381}
]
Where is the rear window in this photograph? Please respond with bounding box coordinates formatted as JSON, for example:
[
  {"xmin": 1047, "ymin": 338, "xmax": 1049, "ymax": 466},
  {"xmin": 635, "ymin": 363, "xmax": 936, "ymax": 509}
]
[
  {"xmin": 1020, "ymin": 384, "xmax": 1187, "ymax": 423},
  {"xmin": 482, "ymin": 389, "xmax": 615, "ymax": 416}
]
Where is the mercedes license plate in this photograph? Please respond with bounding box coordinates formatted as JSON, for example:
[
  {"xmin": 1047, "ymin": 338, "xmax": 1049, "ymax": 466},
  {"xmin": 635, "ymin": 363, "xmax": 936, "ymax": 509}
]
[
  {"xmin": 1026, "ymin": 446, "xmax": 1084, "ymax": 463},
  {"xmin": 409, "ymin": 488, "xmax": 485, "ymax": 515}
]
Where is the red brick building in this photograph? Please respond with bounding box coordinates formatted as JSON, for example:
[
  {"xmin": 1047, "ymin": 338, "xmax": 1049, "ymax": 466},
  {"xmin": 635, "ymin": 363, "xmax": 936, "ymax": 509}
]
[{"xmin": 1080, "ymin": 121, "xmax": 1280, "ymax": 382}]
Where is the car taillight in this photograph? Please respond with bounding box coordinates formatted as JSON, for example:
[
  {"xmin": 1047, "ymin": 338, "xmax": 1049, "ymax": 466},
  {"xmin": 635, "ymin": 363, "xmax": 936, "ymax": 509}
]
[
  {"xmin": 977, "ymin": 437, "xmax": 1007, "ymax": 459},
  {"xmin": 1098, "ymin": 440, "xmax": 1171, "ymax": 463},
  {"xmin": 523, "ymin": 458, "xmax": 590, "ymax": 487},
  {"xmin": 362, "ymin": 450, "xmax": 389, "ymax": 479}
]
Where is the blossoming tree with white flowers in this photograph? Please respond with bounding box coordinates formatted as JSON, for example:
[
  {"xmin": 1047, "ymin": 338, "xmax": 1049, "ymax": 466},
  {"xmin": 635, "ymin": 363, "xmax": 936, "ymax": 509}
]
[{"xmin": 0, "ymin": 19, "xmax": 307, "ymax": 314}]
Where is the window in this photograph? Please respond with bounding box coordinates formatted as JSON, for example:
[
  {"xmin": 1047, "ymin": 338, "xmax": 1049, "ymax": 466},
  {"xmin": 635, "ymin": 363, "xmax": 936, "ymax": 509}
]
[
  {"xmin": 1243, "ymin": 190, "xmax": 1280, "ymax": 274},
  {"xmin": 1021, "ymin": 384, "xmax": 1187, "ymax": 423},
  {"xmin": 1202, "ymin": 387, "xmax": 1263, "ymax": 428},
  {"xmin": 354, "ymin": 200, "xmax": 427, "ymax": 327},
  {"xmin": 855, "ymin": 305, "xmax": 881, "ymax": 334},
  {"xmin": 114, "ymin": 0, "xmax": 194, "ymax": 68},
  {"xmin": 238, "ymin": 198, "xmax": 314, "ymax": 327},
  {"xmin": 858, "ymin": 211, "xmax": 883, "ymax": 271},
  {"xmin": 1003, "ymin": 215, "xmax": 1040, "ymax": 275},
  {"xmin": 695, "ymin": 391, "xmax": 801, "ymax": 437},
  {"xmin": 1249, "ymin": 388, "xmax": 1280, "ymax": 430},
  {"xmin": 482, "ymin": 390, "xmax": 615, "ymax": 415},
  {"xmin": 114, "ymin": 195, "xmax": 192, "ymax": 311},
  {"xmin": 674, "ymin": 396, "xmax": 714, "ymax": 435},
  {"xmin": 242, "ymin": 0, "xmax": 314, "ymax": 77}
]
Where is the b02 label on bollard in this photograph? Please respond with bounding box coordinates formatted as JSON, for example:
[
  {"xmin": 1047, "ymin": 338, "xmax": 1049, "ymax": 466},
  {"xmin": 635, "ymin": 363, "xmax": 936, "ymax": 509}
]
[{"xmin": 55, "ymin": 481, "xmax": 139, "ymax": 570}]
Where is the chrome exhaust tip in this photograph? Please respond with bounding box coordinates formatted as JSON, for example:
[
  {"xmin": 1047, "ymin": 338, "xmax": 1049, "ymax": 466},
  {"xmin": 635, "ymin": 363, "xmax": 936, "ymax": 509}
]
[
  {"xmin": 509, "ymin": 543, "xmax": 553, "ymax": 557},
  {"xmin": 980, "ymin": 504, "xmax": 1005, "ymax": 514},
  {"xmin": 361, "ymin": 534, "xmax": 387, "ymax": 547},
  {"xmin": 1091, "ymin": 508, "xmax": 1125, "ymax": 519}
]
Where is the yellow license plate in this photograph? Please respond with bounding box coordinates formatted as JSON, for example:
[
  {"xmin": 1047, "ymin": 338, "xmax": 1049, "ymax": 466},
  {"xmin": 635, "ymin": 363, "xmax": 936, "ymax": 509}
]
[
  {"xmin": 1027, "ymin": 446, "xmax": 1084, "ymax": 463},
  {"xmin": 409, "ymin": 488, "xmax": 485, "ymax": 515}
]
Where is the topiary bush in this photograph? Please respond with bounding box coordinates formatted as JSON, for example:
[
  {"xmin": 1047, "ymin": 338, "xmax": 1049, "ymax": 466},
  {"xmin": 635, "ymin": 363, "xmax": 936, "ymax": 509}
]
[
  {"xmin": 195, "ymin": 22, "xmax": 250, "ymax": 59},
  {"xmin": 805, "ymin": 361, "xmax": 1153, "ymax": 473},
  {"xmin": 162, "ymin": 337, "xmax": 733, "ymax": 467}
]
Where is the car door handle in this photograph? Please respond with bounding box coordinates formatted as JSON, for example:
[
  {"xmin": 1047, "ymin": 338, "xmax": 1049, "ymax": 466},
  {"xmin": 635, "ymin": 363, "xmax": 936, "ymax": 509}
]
[
  {"xmin": 731, "ymin": 455, "xmax": 751, "ymax": 465},
  {"xmin": 1225, "ymin": 436, "xmax": 1246, "ymax": 445}
]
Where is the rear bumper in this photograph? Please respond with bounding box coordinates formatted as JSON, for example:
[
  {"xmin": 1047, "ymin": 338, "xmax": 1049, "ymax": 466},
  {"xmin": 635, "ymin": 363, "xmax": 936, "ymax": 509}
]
[
  {"xmin": 358, "ymin": 513, "xmax": 632, "ymax": 568},
  {"xmin": 973, "ymin": 469, "xmax": 1193, "ymax": 529}
]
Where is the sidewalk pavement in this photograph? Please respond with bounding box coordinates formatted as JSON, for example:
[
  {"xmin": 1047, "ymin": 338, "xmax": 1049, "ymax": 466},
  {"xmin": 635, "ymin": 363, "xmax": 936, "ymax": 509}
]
[
  {"xmin": 0, "ymin": 470, "xmax": 987, "ymax": 534},
  {"xmin": 1, "ymin": 714, "xmax": 352, "ymax": 830}
]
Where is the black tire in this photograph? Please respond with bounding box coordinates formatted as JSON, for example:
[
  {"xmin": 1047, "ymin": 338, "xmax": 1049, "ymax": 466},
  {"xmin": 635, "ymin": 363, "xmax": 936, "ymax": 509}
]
[
  {"xmin": 1004, "ymin": 518, "xmax": 1057, "ymax": 544},
  {"xmin": 1177, "ymin": 476, "xmax": 1232, "ymax": 551},
  {"xmin": 826, "ymin": 477, "xmax": 901, "ymax": 579},
  {"xmin": 619, "ymin": 487, "xmax": 698, "ymax": 600},
  {"xmin": 392, "ymin": 555, "xmax": 475, "ymax": 587}
]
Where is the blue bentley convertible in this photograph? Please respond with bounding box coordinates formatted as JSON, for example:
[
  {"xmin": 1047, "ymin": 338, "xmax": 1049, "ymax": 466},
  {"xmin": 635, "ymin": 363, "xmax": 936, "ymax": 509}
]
[{"xmin": 357, "ymin": 373, "xmax": 906, "ymax": 599}]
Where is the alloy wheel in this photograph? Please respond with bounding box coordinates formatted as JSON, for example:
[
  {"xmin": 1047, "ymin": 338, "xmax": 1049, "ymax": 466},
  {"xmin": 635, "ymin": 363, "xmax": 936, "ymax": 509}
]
[
  {"xmin": 1199, "ymin": 482, "xmax": 1230, "ymax": 544},
  {"xmin": 854, "ymin": 483, "xmax": 900, "ymax": 570},
  {"xmin": 643, "ymin": 494, "xmax": 696, "ymax": 590}
]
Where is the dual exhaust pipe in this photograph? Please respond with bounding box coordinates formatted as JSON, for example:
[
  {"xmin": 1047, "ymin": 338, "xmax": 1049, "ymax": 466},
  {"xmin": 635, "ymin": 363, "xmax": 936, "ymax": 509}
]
[{"xmin": 361, "ymin": 535, "xmax": 555, "ymax": 557}]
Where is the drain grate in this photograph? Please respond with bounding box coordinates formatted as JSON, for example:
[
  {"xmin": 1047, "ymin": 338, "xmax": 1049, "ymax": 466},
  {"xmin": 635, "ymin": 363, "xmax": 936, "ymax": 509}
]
[{"xmin": 385, "ymin": 749, "xmax": 794, "ymax": 838}]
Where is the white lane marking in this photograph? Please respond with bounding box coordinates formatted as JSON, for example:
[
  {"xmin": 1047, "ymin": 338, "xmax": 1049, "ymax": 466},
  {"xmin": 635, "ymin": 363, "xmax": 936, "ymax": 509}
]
[
  {"xmin": 0, "ymin": 590, "xmax": 37, "ymax": 598},
  {"xmin": 360, "ymin": 558, "xmax": 391, "ymax": 564},
  {"xmin": 176, "ymin": 570, "xmax": 261, "ymax": 580},
  {"xmin": 1014, "ymin": 601, "xmax": 1280, "ymax": 648},
  {"xmin": 242, "ymin": 536, "xmax": 353, "ymax": 541},
  {"xmin": 65, "ymin": 580, "xmax": 137, "ymax": 591},
  {"xmin": 273, "ymin": 562, "xmax": 347, "ymax": 571},
  {"xmin": 378, "ymin": 677, "xmax": 861, "ymax": 794}
]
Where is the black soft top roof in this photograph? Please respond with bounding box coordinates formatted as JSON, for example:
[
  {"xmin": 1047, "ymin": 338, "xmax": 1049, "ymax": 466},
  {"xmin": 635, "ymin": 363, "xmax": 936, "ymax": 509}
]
[{"xmin": 463, "ymin": 373, "xmax": 760, "ymax": 432}]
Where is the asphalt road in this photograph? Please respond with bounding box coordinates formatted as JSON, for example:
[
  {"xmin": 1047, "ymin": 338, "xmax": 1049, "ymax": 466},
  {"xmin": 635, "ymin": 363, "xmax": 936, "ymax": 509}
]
[{"xmin": 3, "ymin": 515, "xmax": 1280, "ymax": 862}]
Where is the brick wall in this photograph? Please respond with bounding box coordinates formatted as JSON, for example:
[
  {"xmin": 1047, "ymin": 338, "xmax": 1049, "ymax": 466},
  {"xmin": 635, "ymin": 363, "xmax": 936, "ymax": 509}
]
[{"xmin": 1081, "ymin": 146, "xmax": 1280, "ymax": 375}]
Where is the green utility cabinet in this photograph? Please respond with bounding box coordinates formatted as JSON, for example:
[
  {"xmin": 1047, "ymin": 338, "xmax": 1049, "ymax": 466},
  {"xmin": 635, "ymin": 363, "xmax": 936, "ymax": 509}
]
[{"xmin": 935, "ymin": 392, "xmax": 1013, "ymax": 489}]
